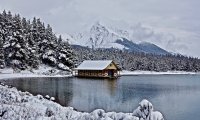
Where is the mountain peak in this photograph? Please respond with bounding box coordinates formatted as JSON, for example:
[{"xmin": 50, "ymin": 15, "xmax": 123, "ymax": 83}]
[{"xmin": 90, "ymin": 21, "xmax": 108, "ymax": 33}]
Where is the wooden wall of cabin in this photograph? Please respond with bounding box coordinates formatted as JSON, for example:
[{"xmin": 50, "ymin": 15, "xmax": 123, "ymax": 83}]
[
  {"xmin": 78, "ymin": 70, "xmax": 105, "ymax": 77},
  {"xmin": 77, "ymin": 70, "xmax": 118, "ymax": 77}
]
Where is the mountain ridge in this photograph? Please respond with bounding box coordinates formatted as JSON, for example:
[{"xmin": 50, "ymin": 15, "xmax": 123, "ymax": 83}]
[{"xmin": 68, "ymin": 22, "xmax": 170, "ymax": 55}]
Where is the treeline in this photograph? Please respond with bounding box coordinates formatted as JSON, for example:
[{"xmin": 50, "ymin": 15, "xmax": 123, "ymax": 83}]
[
  {"xmin": 0, "ymin": 10, "xmax": 76, "ymax": 71},
  {"xmin": 72, "ymin": 45, "xmax": 200, "ymax": 72}
]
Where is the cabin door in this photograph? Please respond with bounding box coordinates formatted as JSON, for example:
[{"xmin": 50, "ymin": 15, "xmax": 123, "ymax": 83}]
[{"xmin": 108, "ymin": 70, "xmax": 114, "ymax": 77}]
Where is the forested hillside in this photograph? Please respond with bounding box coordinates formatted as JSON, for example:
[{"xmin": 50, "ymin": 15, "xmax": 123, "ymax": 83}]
[
  {"xmin": 0, "ymin": 10, "xmax": 76, "ymax": 71},
  {"xmin": 72, "ymin": 45, "xmax": 200, "ymax": 72}
]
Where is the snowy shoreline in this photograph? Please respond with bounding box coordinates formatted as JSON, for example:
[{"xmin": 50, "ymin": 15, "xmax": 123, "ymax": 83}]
[
  {"xmin": 0, "ymin": 73, "xmax": 71, "ymax": 80},
  {"xmin": 0, "ymin": 66, "xmax": 72, "ymax": 80},
  {"xmin": 1, "ymin": 67, "xmax": 198, "ymax": 80},
  {"xmin": 120, "ymin": 70, "xmax": 198, "ymax": 76}
]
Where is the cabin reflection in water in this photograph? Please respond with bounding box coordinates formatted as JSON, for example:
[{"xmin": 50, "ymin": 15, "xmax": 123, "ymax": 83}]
[{"xmin": 74, "ymin": 60, "xmax": 120, "ymax": 78}]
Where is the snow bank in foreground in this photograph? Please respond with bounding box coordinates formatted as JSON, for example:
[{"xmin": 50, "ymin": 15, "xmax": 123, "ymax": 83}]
[
  {"xmin": 0, "ymin": 84, "xmax": 164, "ymax": 120},
  {"xmin": 121, "ymin": 70, "xmax": 197, "ymax": 75}
]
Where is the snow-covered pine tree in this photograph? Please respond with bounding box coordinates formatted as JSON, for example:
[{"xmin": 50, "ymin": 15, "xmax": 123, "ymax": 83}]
[
  {"xmin": 58, "ymin": 34, "xmax": 62, "ymax": 44},
  {"xmin": 29, "ymin": 17, "xmax": 40, "ymax": 50},
  {"xmin": 36, "ymin": 18, "xmax": 45, "ymax": 54},
  {"xmin": 2, "ymin": 10, "xmax": 13, "ymax": 43},
  {"xmin": 41, "ymin": 24, "xmax": 57, "ymax": 66},
  {"xmin": 1, "ymin": 11, "xmax": 13, "ymax": 67},
  {"xmin": 0, "ymin": 13, "xmax": 5, "ymax": 69},
  {"xmin": 0, "ymin": 39, "xmax": 5, "ymax": 69},
  {"xmin": 0, "ymin": 28, "xmax": 5, "ymax": 69},
  {"xmin": 6, "ymin": 14, "xmax": 29, "ymax": 71},
  {"xmin": 22, "ymin": 17, "xmax": 40, "ymax": 69},
  {"xmin": 57, "ymin": 35, "xmax": 76, "ymax": 71}
]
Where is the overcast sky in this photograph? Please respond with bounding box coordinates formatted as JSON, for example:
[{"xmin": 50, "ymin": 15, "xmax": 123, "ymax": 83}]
[{"xmin": 0, "ymin": 0, "xmax": 200, "ymax": 57}]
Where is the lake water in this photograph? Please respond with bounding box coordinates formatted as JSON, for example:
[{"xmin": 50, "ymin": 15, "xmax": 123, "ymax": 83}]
[{"xmin": 1, "ymin": 75, "xmax": 200, "ymax": 120}]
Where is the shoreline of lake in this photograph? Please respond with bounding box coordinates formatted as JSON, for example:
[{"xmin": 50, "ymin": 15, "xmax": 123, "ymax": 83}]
[
  {"xmin": 0, "ymin": 73, "xmax": 72, "ymax": 80},
  {"xmin": 0, "ymin": 66, "xmax": 72, "ymax": 80},
  {"xmin": 120, "ymin": 70, "xmax": 199, "ymax": 76},
  {"xmin": 1, "ymin": 69, "xmax": 199, "ymax": 81}
]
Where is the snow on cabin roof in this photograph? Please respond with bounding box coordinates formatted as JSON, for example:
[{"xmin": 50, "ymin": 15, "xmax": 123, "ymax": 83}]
[{"xmin": 75, "ymin": 60, "xmax": 114, "ymax": 70}]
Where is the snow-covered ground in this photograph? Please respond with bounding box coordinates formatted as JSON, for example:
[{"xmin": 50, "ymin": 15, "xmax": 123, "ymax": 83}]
[
  {"xmin": 121, "ymin": 70, "xmax": 198, "ymax": 76},
  {"xmin": 0, "ymin": 84, "xmax": 164, "ymax": 120},
  {"xmin": 0, "ymin": 65, "xmax": 72, "ymax": 80}
]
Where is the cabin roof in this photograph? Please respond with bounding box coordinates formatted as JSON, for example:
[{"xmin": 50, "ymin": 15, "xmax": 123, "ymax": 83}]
[{"xmin": 75, "ymin": 60, "xmax": 115, "ymax": 70}]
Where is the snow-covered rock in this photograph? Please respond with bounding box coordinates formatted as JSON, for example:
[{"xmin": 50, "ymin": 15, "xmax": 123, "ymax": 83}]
[
  {"xmin": 45, "ymin": 95, "xmax": 50, "ymax": 99},
  {"xmin": 0, "ymin": 84, "xmax": 164, "ymax": 120},
  {"xmin": 133, "ymin": 99, "xmax": 164, "ymax": 120},
  {"xmin": 50, "ymin": 97, "xmax": 55, "ymax": 101}
]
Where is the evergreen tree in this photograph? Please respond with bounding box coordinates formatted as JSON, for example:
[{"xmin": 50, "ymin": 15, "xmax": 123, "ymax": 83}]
[
  {"xmin": 0, "ymin": 12, "xmax": 6, "ymax": 68},
  {"xmin": 57, "ymin": 36, "xmax": 76, "ymax": 70},
  {"xmin": 41, "ymin": 24, "xmax": 57, "ymax": 66},
  {"xmin": 24, "ymin": 17, "xmax": 40, "ymax": 69},
  {"xmin": 8, "ymin": 14, "xmax": 29, "ymax": 70},
  {"xmin": 0, "ymin": 27, "xmax": 5, "ymax": 68},
  {"xmin": 36, "ymin": 18, "xmax": 45, "ymax": 55}
]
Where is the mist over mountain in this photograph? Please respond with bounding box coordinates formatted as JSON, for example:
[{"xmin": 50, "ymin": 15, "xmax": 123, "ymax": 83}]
[{"xmin": 67, "ymin": 22, "xmax": 170, "ymax": 55}]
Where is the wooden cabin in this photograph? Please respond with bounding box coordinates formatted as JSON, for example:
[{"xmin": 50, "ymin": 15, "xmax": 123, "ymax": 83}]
[{"xmin": 74, "ymin": 60, "xmax": 120, "ymax": 78}]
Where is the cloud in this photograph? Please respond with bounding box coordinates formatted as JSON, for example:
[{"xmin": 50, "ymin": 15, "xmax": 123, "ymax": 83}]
[{"xmin": 0, "ymin": 0, "xmax": 200, "ymax": 57}]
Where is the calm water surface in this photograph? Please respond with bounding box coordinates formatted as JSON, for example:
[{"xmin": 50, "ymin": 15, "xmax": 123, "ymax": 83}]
[{"xmin": 1, "ymin": 75, "xmax": 200, "ymax": 120}]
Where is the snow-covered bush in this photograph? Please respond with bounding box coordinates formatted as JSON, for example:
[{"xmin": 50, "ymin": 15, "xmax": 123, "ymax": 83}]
[
  {"xmin": 57, "ymin": 63, "xmax": 70, "ymax": 71},
  {"xmin": 133, "ymin": 99, "xmax": 164, "ymax": 120}
]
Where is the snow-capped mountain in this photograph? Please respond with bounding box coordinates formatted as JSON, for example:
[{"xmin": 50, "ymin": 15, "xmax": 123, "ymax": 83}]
[{"xmin": 69, "ymin": 22, "xmax": 169, "ymax": 55}]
